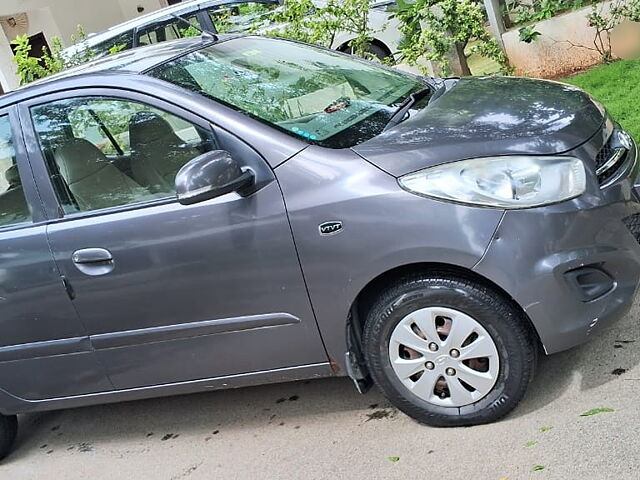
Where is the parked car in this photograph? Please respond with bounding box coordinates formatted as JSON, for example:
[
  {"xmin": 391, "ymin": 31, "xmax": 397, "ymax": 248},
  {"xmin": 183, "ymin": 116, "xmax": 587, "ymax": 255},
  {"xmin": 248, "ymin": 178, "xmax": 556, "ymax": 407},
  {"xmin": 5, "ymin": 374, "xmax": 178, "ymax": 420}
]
[
  {"xmin": 1, "ymin": 34, "xmax": 639, "ymax": 460},
  {"xmin": 63, "ymin": 0, "xmax": 401, "ymax": 62},
  {"xmin": 259, "ymin": 0, "xmax": 402, "ymax": 60},
  {"xmin": 63, "ymin": 0, "xmax": 281, "ymax": 60}
]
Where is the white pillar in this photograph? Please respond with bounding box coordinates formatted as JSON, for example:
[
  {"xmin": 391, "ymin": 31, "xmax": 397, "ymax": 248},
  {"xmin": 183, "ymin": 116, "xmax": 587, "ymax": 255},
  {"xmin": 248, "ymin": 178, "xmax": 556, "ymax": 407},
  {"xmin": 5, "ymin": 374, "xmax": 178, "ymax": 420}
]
[
  {"xmin": 484, "ymin": 0, "xmax": 506, "ymax": 51},
  {"xmin": 0, "ymin": 28, "xmax": 19, "ymax": 92}
]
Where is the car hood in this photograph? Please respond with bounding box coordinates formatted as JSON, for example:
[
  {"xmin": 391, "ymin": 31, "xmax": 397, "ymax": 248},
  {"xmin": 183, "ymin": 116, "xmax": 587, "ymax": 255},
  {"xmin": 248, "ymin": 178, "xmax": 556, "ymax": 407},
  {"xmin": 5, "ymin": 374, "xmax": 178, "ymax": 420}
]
[{"xmin": 352, "ymin": 76, "xmax": 605, "ymax": 177}]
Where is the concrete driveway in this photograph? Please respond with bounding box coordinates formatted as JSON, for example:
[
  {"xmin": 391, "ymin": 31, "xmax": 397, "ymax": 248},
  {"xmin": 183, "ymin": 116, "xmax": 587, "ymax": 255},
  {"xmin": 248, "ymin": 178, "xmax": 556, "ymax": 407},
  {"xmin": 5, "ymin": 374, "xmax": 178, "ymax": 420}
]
[{"xmin": 1, "ymin": 301, "xmax": 639, "ymax": 480}]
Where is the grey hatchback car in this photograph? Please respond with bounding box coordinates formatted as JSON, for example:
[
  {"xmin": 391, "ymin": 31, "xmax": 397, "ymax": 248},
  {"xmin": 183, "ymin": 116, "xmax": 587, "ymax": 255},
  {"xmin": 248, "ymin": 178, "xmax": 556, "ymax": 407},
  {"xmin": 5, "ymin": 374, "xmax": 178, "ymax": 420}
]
[{"xmin": 0, "ymin": 34, "xmax": 639, "ymax": 460}]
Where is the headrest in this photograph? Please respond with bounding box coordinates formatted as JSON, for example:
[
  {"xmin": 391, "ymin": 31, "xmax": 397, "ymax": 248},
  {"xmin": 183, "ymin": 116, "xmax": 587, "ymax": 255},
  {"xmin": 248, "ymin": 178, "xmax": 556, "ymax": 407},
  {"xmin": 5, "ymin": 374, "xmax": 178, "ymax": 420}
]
[
  {"xmin": 129, "ymin": 111, "xmax": 178, "ymax": 147},
  {"xmin": 54, "ymin": 138, "xmax": 110, "ymax": 184},
  {"xmin": 4, "ymin": 164, "xmax": 20, "ymax": 187}
]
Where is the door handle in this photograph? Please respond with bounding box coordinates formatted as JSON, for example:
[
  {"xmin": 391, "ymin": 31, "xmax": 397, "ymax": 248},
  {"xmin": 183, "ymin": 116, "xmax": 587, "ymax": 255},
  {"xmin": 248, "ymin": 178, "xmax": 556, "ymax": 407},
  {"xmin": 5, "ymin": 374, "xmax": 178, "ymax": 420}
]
[
  {"xmin": 72, "ymin": 248, "xmax": 113, "ymax": 264},
  {"xmin": 72, "ymin": 248, "xmax": 115, "ymax": 276}
]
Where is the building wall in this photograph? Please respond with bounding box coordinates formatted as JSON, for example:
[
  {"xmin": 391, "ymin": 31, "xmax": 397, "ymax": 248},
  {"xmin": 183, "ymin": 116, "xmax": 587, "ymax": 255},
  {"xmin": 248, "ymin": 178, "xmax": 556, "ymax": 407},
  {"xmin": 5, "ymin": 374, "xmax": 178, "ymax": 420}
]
[
  {"xmin": 118, "ymin": 0, "xmax": 169, "ymax": 22},
  {"xmin": 503, "ymin": 1, "xmax": 640, "ymax": 78},
  {"xmin": 0, "ymin": 0, "xmax": 170, "ymax": 92}
]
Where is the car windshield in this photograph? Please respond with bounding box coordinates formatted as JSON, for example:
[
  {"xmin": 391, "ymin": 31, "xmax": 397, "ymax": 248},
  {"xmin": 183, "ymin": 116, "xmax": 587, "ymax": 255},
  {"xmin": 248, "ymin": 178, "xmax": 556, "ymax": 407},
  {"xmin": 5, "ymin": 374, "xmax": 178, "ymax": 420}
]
[{"xmin": 149, "ymin": 36, "xmax": 428, "ymax": 148}]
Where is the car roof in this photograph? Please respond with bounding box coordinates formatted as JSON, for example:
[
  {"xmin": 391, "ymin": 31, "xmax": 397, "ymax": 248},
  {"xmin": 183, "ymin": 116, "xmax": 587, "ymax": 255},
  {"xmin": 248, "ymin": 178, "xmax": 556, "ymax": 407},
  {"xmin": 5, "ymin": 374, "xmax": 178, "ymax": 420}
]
[
  {"xmin": 0, "ymin": 35, "xmax": 228, "ymax": 108},
  {"xmin": 64, "ymin": 0, "xmax": 277, "ymax": 52}
]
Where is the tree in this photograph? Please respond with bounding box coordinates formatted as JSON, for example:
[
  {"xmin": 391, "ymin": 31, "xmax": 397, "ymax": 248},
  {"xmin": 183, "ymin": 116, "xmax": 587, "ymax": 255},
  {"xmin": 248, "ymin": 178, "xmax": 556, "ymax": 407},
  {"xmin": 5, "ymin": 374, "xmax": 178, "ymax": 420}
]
[
  {"xmin": 393, "ymin": 0, "xmax": 512, "ymax": 75},
  {"xmin": 584, "ymin": 0, "xmax": 640, "ymax": 63},
  {"xmin": 518, "ymin": 0, "xmax": 640, "ymax": 65},
  {"xmin": 267, "ymin": 0, "xmax": 380, "ymax": 59}
]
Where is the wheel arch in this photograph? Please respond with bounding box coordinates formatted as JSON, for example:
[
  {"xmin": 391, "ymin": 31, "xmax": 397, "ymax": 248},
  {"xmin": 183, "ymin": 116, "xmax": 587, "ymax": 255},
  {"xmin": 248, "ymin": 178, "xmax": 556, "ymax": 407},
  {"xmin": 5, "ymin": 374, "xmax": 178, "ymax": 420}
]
[
  {"xmin": 335, "ymin": 38, "xmax": 392, "ymax": 57},
  {"xmin": 345, "ymin": 262, "xmax": 543, "ymax": 386}
]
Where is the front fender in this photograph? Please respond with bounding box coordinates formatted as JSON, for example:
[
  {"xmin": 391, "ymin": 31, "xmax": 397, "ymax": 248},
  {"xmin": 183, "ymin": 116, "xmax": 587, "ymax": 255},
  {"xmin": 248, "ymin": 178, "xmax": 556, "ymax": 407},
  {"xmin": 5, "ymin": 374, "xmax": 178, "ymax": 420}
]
[{"xmin": 275, "ymin": 147, "xmax": 503, "ymax": 371}]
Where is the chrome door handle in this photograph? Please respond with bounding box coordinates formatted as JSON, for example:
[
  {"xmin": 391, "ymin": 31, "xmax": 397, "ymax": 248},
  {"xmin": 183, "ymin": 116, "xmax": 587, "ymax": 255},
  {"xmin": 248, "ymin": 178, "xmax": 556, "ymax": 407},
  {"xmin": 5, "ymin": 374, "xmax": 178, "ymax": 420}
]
[{"xmin": 72, "ymin": 248, "xmax": 113, "ymax": 264}]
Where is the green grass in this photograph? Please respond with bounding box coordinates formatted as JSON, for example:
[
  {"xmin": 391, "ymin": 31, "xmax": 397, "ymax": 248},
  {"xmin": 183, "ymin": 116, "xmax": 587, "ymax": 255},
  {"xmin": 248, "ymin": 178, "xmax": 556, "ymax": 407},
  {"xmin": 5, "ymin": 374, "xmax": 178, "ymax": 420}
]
[
  {"xmin": 580, "ymin": 407, "xmax": 615, "ymax": 416},
  {"xmin": 466, "ymin": 39, "xmax": 501, "ymax": 76},
  {"xmin": 562, "ymin": 60, "xmax": 640, "ymax": 141},
  {"xmin": 467, "ymin": 51, "xmax": 501, "ymax": 76}
]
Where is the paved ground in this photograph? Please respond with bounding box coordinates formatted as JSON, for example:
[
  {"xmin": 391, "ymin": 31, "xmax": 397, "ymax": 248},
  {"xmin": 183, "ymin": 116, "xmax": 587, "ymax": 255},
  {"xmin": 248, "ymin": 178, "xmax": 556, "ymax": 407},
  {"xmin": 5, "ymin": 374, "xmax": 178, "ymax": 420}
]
[{"xmin": 1, "ymin": 301, "xmax": 639, "ymax": 480}]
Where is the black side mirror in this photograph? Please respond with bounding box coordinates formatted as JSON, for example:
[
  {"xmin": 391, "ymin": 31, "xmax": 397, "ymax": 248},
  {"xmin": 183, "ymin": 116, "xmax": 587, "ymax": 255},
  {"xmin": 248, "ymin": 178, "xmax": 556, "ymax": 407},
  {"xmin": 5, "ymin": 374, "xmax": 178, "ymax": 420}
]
[{"xmin": 175, "ymin": 150, "xmax": 254, "ymax": 205}]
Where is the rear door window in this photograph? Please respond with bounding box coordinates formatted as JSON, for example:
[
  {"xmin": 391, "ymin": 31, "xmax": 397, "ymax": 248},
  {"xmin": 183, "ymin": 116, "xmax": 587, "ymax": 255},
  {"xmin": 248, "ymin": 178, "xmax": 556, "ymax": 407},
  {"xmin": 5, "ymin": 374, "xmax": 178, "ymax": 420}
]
[
  {"xmin": 0, "ymin": 115, "xmax": 31, "ymax": 227},
  {"xmin": 136, "ymin": 14, "xmax": 201, "ymax": 45},
  {"xmin": 206, "ymin": 2, "xmax": 279, "ymax": 34},
  {"xmin": 91, "ymin": 30, "xmax": 135, "ymax": 57}
]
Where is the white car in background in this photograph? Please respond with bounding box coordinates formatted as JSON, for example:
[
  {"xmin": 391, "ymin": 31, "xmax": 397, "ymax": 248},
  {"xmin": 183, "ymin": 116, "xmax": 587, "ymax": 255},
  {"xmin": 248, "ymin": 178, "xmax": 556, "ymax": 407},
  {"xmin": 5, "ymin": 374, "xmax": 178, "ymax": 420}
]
[
  {"xmin": 329, "ymin": 1, "xmax": 401, "ymax": 60},
  {"xmin": 63, "ymin": 0, "xmax": 403, "ymax": 62}
]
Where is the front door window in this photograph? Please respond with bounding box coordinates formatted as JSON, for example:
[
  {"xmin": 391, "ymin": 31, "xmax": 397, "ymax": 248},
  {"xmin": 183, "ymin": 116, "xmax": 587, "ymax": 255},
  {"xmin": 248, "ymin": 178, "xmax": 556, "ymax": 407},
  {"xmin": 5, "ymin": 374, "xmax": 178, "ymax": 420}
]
[{"xmin": 31, "ymin": 96, "xmax": 217, "ymax": 213}]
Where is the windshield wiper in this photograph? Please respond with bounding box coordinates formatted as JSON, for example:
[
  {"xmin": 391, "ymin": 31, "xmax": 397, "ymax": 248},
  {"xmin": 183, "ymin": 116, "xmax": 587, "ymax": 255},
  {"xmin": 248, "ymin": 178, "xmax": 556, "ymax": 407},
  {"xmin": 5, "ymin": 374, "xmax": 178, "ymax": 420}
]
[{"xmin": 383, "ymin": 87, "xmax": 433, "ymax": 132}]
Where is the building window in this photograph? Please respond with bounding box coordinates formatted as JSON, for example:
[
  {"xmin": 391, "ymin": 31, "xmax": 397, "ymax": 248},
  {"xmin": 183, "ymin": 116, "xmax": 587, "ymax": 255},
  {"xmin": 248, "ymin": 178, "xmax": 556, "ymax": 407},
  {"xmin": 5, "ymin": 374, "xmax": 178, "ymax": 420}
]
[{"xmin": 9, "ymin": 32, "xmax": 50, "ymax": 64}]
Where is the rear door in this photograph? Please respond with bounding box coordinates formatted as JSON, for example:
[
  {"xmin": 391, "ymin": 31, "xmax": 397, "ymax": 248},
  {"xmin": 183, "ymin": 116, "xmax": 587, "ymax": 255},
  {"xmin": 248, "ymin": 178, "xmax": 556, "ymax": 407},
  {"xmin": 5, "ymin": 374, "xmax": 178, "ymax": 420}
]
[
  {"xmin": 0, "ymin": 107, "xmax": 112, "ymax": 401},
  {"xmin": 22, "ymin": 90, "xmax": 328, "ymax": 390}
]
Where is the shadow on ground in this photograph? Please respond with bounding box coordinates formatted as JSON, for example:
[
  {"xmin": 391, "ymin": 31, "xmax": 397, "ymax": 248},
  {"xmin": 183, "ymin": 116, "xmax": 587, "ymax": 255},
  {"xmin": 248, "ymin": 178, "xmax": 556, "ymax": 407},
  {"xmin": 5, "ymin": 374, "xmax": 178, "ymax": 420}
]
[{"xmin": 515, "ymin": 299, "xmax": 640, "ymax": 417}]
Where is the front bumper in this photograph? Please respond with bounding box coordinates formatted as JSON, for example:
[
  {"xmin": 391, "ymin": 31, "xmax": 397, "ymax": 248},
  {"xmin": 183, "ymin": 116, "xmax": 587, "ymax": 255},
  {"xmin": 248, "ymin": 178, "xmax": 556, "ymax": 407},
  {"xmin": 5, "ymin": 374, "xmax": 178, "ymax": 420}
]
[{"xmin": 473, "ymin": 144, "xmax": 640, "ymax": 354}]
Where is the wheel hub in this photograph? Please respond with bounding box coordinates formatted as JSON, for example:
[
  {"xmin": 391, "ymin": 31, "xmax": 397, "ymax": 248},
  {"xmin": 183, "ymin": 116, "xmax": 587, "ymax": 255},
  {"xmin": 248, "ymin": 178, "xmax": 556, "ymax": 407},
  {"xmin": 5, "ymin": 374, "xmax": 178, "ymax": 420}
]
[{"xmin": 388, "ymin": 306, "xmax": 500, "ymax": 407}]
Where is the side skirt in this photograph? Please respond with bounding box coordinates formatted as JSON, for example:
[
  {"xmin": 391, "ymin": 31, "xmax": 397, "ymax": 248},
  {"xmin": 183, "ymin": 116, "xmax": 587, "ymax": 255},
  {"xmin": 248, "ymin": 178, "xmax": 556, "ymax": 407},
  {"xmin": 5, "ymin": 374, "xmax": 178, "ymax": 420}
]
[{"xmin": 0, "ymin": 362, "xmax": 334, "ymax": 415}]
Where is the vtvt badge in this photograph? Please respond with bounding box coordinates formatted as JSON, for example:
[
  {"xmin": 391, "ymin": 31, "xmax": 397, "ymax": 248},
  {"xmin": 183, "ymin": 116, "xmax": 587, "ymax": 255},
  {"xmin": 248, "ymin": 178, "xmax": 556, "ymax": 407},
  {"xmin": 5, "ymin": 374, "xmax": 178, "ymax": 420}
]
[{"xmin": 319, "ymin": 221, "xmax": 343, "ymax": 236}]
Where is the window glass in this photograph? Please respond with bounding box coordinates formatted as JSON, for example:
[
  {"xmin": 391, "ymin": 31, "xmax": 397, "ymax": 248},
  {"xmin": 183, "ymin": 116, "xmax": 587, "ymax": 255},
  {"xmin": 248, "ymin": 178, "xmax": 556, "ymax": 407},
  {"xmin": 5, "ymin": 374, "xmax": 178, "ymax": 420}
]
[
  {"xmin": 150, "ymin": 37, "xmax": 427, "ymax": 148},
  {"xmin": 92, "ymin": 30, "xmax": 134, "ymax": 58},
  {"xmin": 137, "ymin": 14, "xmax": 201, "ymax": 46},
  {"xmin": 31, "ymin": 97, "xmax": 216, "ymax": 214},
  {"xmin": 207, "ymin": 2, "xmax": 279, "ymax": 34},
  {"xmin": 0, "ymin": 116, "xmax": 31, "ymax": 227}
]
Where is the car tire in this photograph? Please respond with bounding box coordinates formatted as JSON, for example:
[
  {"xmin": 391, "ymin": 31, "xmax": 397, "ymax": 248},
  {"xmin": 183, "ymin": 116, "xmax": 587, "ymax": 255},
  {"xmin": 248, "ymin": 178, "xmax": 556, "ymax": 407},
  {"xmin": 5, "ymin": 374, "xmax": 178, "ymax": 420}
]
[
  {"xmin": 365, "ymin": 43, "xmax": 391, "ymax": 62},
  {"xmin": 0, "ymin": 414, "xmax": 17, "ymax": 461},
  {"xmin": 362, "ymin": 273, "xmax": 537, "ymax": 426},
  {"xmin": 340, "ymin": 42, "xmax": 391, "ymax": 62}
]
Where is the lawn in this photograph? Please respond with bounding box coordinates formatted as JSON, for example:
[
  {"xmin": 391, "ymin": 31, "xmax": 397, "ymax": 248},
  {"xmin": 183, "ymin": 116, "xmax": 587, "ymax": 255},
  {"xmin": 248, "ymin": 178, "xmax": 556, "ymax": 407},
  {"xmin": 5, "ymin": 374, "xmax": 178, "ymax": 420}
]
[{"xmin": 562, "ymin": 59, "xmax": 640, "ymax": 141}]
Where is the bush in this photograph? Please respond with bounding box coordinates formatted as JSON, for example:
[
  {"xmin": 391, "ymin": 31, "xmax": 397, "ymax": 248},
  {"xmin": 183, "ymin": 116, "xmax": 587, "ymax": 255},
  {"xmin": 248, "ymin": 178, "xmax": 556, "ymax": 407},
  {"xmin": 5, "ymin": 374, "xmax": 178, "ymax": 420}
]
[{"xmin": 11, "ymin": 25, "xmax": 97, "ymax": 86}]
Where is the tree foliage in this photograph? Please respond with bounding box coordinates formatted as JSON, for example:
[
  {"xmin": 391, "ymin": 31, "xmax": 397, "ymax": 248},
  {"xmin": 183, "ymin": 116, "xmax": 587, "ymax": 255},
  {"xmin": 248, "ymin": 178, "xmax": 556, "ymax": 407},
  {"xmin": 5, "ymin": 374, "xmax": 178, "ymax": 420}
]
[
  {"xmin": 512, "ymin": 0, "xmax": 592, "ymax": 26},
  {"xmin": 267, "ymin": 0, "xmax": 379, "ymax": 58},
  {"xmin": 518, "ymin": 0, "xmax": 640, "ymax": 64},
  {"xmin": 11, "ymin": 25, "xmax": 97, "ymax": 85},
  {"xmin": 586, "ymin": 0, "xmax": 640, "ymax": 63},
  {"xmin": 392, "ymin": 0, "xmax": 512, "ymax": 75},
  {"xmin": 10, "ymin": 35, "xmax": 46, "ymax": 85}
]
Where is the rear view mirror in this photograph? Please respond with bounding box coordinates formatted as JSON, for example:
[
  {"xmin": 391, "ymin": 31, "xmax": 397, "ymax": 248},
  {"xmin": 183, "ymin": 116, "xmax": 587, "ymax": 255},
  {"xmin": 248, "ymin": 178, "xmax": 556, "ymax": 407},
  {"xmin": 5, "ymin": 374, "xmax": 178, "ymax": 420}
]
[{"xmin": 175, "ymin": 150, "xmax": 254, "ymax": 205}]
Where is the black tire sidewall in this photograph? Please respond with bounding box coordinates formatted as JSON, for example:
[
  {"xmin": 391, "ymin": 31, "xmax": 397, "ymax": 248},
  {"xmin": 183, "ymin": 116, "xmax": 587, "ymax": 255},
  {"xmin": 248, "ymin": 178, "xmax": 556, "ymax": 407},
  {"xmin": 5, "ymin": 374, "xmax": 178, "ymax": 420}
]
[
  {"xmin": 364, "ymin": 277, "xmax": 535, "ymax": 426},
  {"xmin": 366, "ymin": 44, "xmax": 389, "ymax": 62},
  {"xmin": 0, "ymin": 415, "xmax": 17, "ymax": 461}
]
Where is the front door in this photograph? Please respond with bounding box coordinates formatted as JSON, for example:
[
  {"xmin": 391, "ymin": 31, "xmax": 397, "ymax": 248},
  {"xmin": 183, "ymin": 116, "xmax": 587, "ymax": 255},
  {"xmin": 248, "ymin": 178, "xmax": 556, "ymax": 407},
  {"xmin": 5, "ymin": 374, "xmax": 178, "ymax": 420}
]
[{"xmin": 24, "ymin": 92, "xmax": 327, "ymax": 389}]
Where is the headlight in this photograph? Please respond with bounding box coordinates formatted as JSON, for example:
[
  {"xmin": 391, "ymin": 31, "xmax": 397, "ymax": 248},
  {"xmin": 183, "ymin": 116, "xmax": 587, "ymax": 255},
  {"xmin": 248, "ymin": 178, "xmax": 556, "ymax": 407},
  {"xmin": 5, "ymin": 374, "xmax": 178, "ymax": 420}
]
[{"xmin": 399, "ymin": 156, "xmax": 586, "ymax": 209}]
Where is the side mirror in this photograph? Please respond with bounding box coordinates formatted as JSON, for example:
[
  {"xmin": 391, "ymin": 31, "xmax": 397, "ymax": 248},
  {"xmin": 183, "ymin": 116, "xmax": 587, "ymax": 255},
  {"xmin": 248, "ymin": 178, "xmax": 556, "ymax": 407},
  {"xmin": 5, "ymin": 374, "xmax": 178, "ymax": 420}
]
[{"xmin": 175, "ymin": 150, "xmax": 254, "ymax": 205}]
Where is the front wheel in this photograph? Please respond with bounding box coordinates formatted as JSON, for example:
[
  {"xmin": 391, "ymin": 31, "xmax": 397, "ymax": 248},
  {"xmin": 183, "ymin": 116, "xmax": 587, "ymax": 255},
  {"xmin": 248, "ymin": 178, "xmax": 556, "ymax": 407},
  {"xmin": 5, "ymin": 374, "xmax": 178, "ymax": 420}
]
[
  {"xmin": 362, "ymin": 273, "xmax": 537, "ymax": 426},
  {"xmin": 0, "ymin": 414, "xmax": 17, "ymax": 461}
]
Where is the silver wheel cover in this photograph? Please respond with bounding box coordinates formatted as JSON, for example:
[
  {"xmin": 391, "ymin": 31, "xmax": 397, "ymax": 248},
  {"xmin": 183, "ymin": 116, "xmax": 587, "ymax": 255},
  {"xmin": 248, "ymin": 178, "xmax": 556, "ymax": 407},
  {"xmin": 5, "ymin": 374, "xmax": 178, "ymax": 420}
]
[{"xmin": 388, "ymin": 307, "xmax": 500, "ymax": 407}]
